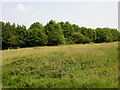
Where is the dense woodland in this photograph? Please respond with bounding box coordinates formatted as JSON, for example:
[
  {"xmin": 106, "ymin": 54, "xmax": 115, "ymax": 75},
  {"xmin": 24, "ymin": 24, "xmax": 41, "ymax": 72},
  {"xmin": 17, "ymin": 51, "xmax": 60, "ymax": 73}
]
[{"xmin": 1, "ymin": 20, "xmax": 120, "ymax": 49}]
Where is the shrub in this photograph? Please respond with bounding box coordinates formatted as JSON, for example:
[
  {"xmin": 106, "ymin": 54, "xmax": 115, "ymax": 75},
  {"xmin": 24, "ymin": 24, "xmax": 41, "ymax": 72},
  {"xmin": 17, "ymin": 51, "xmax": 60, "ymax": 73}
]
[{"xmin": 71, "ymin": 32, "xmax": 91, "ymax": 44}]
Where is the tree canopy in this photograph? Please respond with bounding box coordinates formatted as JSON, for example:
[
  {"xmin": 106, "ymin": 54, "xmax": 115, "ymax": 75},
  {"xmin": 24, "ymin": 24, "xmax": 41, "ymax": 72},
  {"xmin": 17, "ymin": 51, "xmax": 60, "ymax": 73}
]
[{"xmin": 1, "ymin": 20, "xmax": 120, "ymax": 49}]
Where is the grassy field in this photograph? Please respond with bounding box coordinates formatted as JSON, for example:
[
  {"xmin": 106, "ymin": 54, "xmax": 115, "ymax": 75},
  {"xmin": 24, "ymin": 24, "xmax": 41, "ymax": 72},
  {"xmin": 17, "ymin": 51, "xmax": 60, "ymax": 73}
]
[{"xmin": 2, "ymin": 42, "xmax": 118, "ymax": 88}]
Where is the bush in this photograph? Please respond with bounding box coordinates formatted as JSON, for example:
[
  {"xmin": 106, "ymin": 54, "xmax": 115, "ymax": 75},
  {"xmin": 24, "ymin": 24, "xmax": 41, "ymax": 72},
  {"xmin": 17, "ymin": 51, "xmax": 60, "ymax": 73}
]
[
  {"xmin": 65, "ymin": 37, "xmax": 74, "ymax": 44},
  {"xmin": 105, "ymin": 36, "xmax": 113, "ymax": 42},
  {"xmin": 71, "ymin": 32, "xmax": 91, "ymax": 44},
  {"xmin": 82, "ymin": 36, "xmax": 91, "ymax": 44}
]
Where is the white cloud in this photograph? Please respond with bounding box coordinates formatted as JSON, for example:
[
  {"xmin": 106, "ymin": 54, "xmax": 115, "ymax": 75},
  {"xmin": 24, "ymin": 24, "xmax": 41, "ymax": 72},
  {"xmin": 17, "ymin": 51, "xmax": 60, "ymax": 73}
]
[{"xmin": 16, "ymin": 4, "xmax": 28, "ymax": 11}]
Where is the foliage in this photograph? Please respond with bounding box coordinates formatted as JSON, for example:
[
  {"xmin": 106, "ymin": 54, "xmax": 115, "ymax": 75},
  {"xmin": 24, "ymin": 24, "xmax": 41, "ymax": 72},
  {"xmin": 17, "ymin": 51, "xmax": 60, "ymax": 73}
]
[
  {"xmin": 72, "ymin": 24, "xmax": 81, "ymax": 32},
  {"xmin": 95, "ymin": 28, "xmax": 116, "ymax": 43},
  {"xmin": 59, "ymin": 21, "xmax": 74, "ymax": 38},
  {"xmin": 1, "ymin": 20, "xmax": 119, "ymax": 49},
  {"xmin": 44, "ymin": 20, "xmax": 65, "ymax": 46},
  {"xmin": 2, "ymin": 22, "xmax": 26, "ymax": 49},
  {"xmin": 26, "ymin": 29, "xmax": 48, "ymax": 47},
  {"xmin": 71, "ymin": 32, "xmax": 91, "ymax": 44},
  {"xmin": 80, "ymin": 27, "xmax": 96, "ymax": 42},
  {"xmin": 29, "ymin": 22, "xmax": 43, "ymax": 30}
]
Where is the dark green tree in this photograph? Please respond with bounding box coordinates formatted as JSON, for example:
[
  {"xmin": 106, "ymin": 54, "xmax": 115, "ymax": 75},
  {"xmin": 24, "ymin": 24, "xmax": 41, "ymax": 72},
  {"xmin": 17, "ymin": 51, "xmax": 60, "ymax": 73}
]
[
  {"xmin": 26, "ymin": 22, "xmax": 47, "ymax": 46},
  {"xmin": 1, "ymin": 20, "xmax": 120, "ymax": 49},
  {"xmin": 72, "ymin": 24, "xmax": 81, "ymax": 32},
  {"xmin": 29, "ymin": 22, "xmax": 43, "ymax": 30},
  {"xmin": 60, "ymin": 21, "xmax": 74, "ymax": 38},
  {"xmin": 44, "ymin": 20, "xmax": 65, "ymax": 46},
  {"xmin": 16, "ymin": 24, "xmax": 27, "ymax": 47},
  {"xmin": 26, "ymin": 29, "xmax": 48, "ymax": 46},
  {"xmin": 2, "ymin": 22, "xmax": 19, "ymax": 49},
  {"xmin": 80, "ymin": 27, "xmax": 96, "ymax": 42}
]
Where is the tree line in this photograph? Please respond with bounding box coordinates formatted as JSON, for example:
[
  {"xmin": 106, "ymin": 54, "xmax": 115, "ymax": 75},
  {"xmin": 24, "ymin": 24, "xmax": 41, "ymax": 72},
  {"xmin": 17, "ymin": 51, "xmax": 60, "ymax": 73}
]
[{"xmin": 1, "ymin": 20, "xmax": 120, "ymax": 49}]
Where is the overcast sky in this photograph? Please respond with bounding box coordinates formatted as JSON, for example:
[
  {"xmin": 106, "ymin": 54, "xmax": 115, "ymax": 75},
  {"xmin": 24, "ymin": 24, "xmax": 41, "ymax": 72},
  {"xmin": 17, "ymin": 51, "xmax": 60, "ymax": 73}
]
[{"xmin": 1, "ymin": 0, "xmax": 118, "ymax": 29}]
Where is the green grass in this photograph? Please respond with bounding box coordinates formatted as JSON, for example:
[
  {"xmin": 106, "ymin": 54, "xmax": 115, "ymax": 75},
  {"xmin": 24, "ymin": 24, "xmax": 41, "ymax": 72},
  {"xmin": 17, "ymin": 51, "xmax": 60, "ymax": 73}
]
[{"xmin": 2, "ymin": 42, "xmax": 118, "ymax": 88}]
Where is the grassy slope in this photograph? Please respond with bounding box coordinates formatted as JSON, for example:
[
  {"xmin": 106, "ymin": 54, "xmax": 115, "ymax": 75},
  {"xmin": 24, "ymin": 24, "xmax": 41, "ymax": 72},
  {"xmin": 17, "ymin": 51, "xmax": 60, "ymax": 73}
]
[{"xmin": 2, "ymin": 42, "xmax": 118, "ymax": 88}]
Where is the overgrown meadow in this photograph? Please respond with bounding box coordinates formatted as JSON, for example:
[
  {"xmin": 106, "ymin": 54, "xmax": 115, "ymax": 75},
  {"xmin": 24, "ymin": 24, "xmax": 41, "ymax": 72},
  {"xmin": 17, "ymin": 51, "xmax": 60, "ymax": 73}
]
[{"xmin": 2, "ymin": 42, "xmax": 118, "ymax": 88}]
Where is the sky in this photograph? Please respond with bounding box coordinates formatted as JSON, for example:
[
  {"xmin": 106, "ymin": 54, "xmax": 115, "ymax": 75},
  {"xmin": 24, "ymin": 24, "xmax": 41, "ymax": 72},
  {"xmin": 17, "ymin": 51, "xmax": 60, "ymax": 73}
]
[{"xmin": 1, "ymin": 0, "xmax": 118, "ymax": 29}]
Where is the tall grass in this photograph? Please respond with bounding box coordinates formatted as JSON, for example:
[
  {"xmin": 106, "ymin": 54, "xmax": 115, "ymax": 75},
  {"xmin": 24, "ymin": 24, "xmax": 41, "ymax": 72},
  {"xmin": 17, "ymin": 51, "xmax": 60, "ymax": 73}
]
[{"xmin": 2, "ymin": 42, "xmax": 118, "ymax": 88}]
